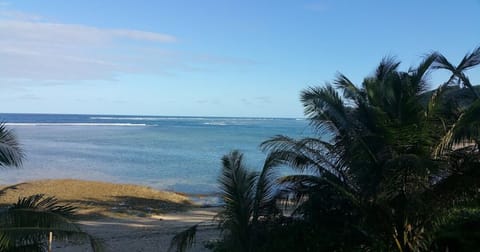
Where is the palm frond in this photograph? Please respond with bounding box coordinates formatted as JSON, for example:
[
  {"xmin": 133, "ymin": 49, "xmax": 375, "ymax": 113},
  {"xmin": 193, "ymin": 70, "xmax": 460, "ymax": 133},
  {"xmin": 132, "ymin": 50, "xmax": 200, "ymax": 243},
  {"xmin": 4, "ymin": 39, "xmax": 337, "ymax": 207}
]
[
  {"xmin": 457, "ymin": 46, "xmax": 480, "ymax": 72},
  {"xmin": 12, "ymin": 194, "xmax": 76, "ymax": 216},
  {"xmin": 409, "ymin": 53, "xmax": 438, "ymax": 95},
  {"xmin": 168, "ymin": 225, "xmax": 198, "ymax": 252},
  {"xmin": 375, "ymin": 56, "xmax": 401, "ymax": 81},
  {"xmin": 426, "ymin": 82, "xmax": 449, "ymax": 118},
  {"xmin": 217, "ymin": 150, "xmax": 256, "ymax": 251},
  {"xmin": 432, "ymin": 54, "xmax": 456, "ymax": 72},
  {"xmin": 430, "ymin": 149, "xmax": 480, "ymax": 210},
  {"xmin": 433, "ymin": 47, "xmax": 480, "ymax": 98},
  {"xmin": 450, "ymin": 98, "xmax": 480, "ymax": 143},
  {"xmin": 0, "ymin": 195, "xmax": 101, "ymax": 252},
  {"xmin": 0, "ymin": 122, "xmax": 24, "ymax": 168},
  {"xmin": 260, "ymin": 135, "xmax": 355, "ymax": 187},
  {"xmin": 274, "ymin": 175, "xmax": 317, "ymax": 215},
  {"xmin": 378, "ymin": 154, "xmax": 434, "ymax": 201},
  {"xmin": 334, "ymin": 73, "xmax": 364, "ymax": 105},
  {"xmin": 261, "ymin": 135, "xmax": 335, "ymax": 171},
  {"xmin": 252, "ymin": 152, "xmax": 282, "ymax": 222},
  {"xmin": 434, "ymin": 99, "xmax": 480, "ymax": 156},
  {"xmin": 459, "ymin": 73, "xmax": 480, "ymax": 99},
  {"xmin": 301, "ymin": 85, "xmax": 349, "ymax": 135},
  {"xmin": 279, "ymin": 174, "xmax": 359, "ymax": 206}
]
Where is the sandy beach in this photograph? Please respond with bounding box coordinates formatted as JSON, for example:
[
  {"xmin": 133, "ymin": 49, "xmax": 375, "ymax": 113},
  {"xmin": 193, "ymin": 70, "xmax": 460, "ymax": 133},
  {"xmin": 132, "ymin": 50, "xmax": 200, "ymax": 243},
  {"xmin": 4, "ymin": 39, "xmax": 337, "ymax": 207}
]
[{"xmin": 0, "ymin": 179, "xmax": 220, "ymax": 252}]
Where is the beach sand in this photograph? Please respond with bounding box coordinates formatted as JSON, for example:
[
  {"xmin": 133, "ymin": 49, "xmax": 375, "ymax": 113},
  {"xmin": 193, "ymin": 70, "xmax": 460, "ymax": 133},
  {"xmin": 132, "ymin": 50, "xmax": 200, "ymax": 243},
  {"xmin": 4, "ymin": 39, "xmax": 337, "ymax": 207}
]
[{"xmin": 0, "ymin": 179, "xmax": 220, "ymax": 252}]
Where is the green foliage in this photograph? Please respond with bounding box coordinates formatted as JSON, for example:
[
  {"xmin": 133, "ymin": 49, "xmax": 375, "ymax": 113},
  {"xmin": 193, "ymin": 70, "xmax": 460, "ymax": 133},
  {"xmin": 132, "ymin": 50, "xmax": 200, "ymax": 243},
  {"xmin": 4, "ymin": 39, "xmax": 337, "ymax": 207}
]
[
  {"xmin": 170, "ymin": 151, "xmax": 282, "ymax": 252},
  {"xmin": 215, "ymin": 151, "xmax": 284, "ymax": 252},
  {"xmin": 261, "ymin": 48, "xmax": 480, "ymax": 251},
  {"xmin": 171, "ymin": 47, "xmax": 480, "ymax": 252},
  {"xmin": 431, "ymin": 208, "xmax": 480, "ymax": 251},
  {"xmin": 0, "ymin": 194, "xmax": 102, "ymax": 252},
  {"xmin": 216, "ymin": 151, "xmax": 257, "ymax": 251},
  {"xmin": 0, "ymin": 122, "xmax": 24, "ymax": 168}
]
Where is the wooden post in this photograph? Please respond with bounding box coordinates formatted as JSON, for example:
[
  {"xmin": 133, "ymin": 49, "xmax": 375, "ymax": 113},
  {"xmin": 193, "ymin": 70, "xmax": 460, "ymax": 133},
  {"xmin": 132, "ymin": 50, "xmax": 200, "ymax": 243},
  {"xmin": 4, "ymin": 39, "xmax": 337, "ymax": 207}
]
[{"xmin": 48, "ymin": 231, "xmax": 53, "ymax": 252}]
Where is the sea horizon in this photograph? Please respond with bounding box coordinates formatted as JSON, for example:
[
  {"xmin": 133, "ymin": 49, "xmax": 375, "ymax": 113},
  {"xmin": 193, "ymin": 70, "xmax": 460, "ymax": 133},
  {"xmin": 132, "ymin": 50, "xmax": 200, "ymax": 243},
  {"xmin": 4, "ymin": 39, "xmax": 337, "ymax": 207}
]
[{"xmin": 0, "ymin": 112, "xmax": 305, "ymax": 120}]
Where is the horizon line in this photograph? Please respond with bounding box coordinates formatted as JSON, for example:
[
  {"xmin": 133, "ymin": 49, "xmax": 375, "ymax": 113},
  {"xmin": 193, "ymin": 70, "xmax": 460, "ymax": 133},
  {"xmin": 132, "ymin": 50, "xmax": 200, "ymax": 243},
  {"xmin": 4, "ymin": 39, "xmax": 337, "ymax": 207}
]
[{"xmin": 0, "ymin": 112, "xmax": 305, "ymax": 120}]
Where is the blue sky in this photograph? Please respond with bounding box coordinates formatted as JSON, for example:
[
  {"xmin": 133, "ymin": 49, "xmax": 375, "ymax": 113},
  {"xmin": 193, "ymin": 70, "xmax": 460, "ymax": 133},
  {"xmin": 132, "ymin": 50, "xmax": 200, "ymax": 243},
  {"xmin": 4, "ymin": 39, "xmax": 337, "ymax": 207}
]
[{"xmin": 1, "ymin": 0, "xmax": 479, "ymax": 117}]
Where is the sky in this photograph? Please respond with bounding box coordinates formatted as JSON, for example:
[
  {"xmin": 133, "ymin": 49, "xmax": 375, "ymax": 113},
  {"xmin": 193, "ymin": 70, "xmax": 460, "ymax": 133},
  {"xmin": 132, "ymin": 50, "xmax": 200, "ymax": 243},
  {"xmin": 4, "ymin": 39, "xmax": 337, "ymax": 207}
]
[{"xmin": 1, "ymin": 0, "xmax": 479, "ymax": 117}]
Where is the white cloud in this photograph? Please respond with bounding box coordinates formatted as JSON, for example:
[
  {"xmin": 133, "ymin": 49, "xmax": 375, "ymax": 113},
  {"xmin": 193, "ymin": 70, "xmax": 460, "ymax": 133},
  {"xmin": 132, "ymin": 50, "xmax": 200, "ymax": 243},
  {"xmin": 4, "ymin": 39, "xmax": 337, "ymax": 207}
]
[
  {"xmin": 0, "ymin": 18, "xmax": 179, "ymax": 81},
  {"xmin": 0, "ymin": 21, "xmax": 176, "ymax": 44},
  {"xmin": 0, "ymin": 6, "xmax": 254, "ymax": 83}
]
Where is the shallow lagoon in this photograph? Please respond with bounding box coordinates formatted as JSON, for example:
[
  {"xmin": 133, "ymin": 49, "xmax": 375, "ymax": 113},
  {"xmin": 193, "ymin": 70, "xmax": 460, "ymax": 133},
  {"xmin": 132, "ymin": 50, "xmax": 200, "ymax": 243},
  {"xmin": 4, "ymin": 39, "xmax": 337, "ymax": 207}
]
[{"xmin": 1, "ymin": 114, "xmax": 309, "ymax": 193}]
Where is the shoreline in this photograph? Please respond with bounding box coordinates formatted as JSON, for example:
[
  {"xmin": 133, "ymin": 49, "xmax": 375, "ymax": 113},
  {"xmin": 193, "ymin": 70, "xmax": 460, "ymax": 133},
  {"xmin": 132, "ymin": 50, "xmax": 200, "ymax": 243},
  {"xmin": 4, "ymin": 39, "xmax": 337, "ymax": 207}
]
[{"xmin": 0, "ymin": 178, "xmax": 220, "ymax": 218}]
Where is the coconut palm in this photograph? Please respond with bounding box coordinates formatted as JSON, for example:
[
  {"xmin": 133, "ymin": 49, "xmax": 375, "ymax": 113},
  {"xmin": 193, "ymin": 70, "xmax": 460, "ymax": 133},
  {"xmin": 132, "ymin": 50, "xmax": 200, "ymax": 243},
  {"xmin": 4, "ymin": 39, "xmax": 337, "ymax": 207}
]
[
  {"xmin": 170, "ymin": 49, "xmax": 480, "ymax": 252},
  {"xmin": 169, "ymin": 150, "xmax": 281, "ymax": 252},
  {"xmin": 261, "ymin": 51, "xmax": 480, "ymax": 251}
]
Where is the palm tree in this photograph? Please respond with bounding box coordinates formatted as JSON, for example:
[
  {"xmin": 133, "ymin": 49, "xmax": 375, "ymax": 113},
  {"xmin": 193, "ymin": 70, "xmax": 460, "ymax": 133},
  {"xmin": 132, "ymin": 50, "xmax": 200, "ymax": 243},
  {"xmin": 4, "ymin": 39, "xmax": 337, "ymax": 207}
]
[
  {"xmin": 170, "ymin": 49, "xmax": 480, "ymax": 251},
  {"xmin": 261, "ymin": 51, "xmax": 480, "ymax": 251},
  {"xmin": 169, "ymin": 150, "xmax": 281, "ymax": 252},
  {"xmin": 0, "ymin": 122, "xmax": 101, "ymax": 251}
]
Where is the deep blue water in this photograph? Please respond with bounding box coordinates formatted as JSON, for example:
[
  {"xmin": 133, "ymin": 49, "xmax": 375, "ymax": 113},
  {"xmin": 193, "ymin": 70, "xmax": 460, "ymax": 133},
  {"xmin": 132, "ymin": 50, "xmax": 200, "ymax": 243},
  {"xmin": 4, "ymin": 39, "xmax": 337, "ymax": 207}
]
[{"xmin": 0, "ymin": 113, "xmax": 310, "ymax": 194}]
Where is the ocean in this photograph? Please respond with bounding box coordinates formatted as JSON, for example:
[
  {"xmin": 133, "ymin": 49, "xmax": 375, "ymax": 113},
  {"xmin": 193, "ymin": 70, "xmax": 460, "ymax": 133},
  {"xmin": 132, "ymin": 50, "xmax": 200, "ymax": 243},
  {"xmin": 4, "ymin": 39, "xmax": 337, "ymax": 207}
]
[{"xmin": 0, "ymin": 113, "xmax": 310, "ymax": 194}]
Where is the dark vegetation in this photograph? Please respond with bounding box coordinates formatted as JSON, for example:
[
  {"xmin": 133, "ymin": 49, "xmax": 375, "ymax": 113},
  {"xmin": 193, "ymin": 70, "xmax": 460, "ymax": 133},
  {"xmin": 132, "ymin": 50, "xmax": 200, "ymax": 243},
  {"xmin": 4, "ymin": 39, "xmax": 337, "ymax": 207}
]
[{"xmin": 171, "ymin": 47, "xmax": 480, "ymax": 252}]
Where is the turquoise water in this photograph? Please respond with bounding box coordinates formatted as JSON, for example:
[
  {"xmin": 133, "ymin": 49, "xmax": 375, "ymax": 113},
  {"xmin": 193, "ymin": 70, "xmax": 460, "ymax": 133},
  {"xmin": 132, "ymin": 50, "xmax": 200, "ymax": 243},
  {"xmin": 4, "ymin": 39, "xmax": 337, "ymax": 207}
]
[{"xmin": 0, "ymin": 114, "xmax": 310, "ymax": 193}]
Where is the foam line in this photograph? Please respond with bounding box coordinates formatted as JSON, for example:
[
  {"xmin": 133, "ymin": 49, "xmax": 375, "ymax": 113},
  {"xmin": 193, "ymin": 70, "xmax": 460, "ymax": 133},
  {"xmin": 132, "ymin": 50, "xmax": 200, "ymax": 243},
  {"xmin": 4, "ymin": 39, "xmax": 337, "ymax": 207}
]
[{"xmin": 5, "ymin": 123, "xmax": 147, "ymax": 126}]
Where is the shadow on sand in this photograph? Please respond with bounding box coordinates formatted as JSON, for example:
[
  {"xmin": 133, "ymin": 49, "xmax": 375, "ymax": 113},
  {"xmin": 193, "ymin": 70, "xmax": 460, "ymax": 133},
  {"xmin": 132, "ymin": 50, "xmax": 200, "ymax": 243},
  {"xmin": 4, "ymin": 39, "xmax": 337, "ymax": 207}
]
[{"xmin": 0, "ymin": 183, "xmax": 220, "ymax": 251}]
